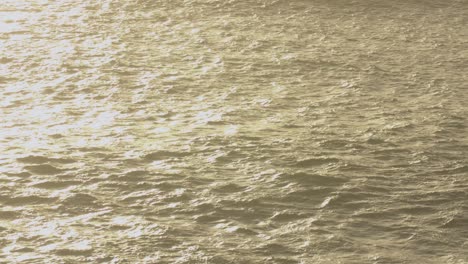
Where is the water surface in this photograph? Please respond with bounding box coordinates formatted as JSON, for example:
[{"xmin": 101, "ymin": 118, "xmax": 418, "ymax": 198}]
[{"xmin": 1, "ymin": 0, "xmax": 468, "ymax": 263}]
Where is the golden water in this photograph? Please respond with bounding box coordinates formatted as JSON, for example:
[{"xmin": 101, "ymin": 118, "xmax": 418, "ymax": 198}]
[{"xmin": 1, "ymin": 0, "xmax": 468, "ymax": 263}]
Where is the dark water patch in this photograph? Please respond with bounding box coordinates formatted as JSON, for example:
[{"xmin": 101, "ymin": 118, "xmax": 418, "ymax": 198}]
[
  {"xmin": 365, "ymin": 137, "xmax": 386, "ymax": 144},
  {"xmin": 402, "ymin": 190, "xmax": 468, "ymax": 206},
  {"xmin": 371, "ymin": 148, "xmax": 413, "ymax": 156},
  {"xmin": 49, "ymin": 133, "xmax": 65, "ymax": 139},
  {"xmin": 124, "ymin": 170, "xmax": 148, "ymax": 177},
  {"xmin": 235, "ymin": 135, "xmax": 263, "ymax": 142},
  {"xmin": 408, "ymin": 236, "xmax": 458, "ymax": 256},
  {"xmin": 0, "ymin": 210, "xmax": 21, "ymax": 219},
  {"xmin": 391, "ymin": 206, "xmax": 438, "ymax": 216},
  {"xmin": 54, "ymin": 248, "xmax": 93, "ymax": 256},
  {"xmin": 213, "ymin": 207, "xmax": 265, "ymax": 223},
  {"xmin": 10, "ymin": 247, "xmax": 34, "ymax": 253},
  {"xmin": 216, "ymin": 197, "xmax": 265, "ymax": 208},
  {"xmin": 439, "ymin": 120, "xmax": 466, "ymax": 129},
  {"xmin": 73, "ymin": 147, "xmax": 110, "ymax": 152},
  {"xmin": 360, "ymin": 184, "xmax": 393, "ymax": 193},
  {"xmin": 109, "ymin": 224, "xmax": 131, "ymax": 231},
  {"xmin": 4, "ymin": 171, "xmax": 31, "ymax": 178},
  {"xmin": 206, "ymin": 120, "xmax": 227, "ymax": 125},
  {"xmin": 431, "ymin": 165, "xmax": 468, "ymax": 176},
  {"xmin": 42, "ymin": 88, "xmax": 55, "ymax": 94},
  {"xmin": 262, "ymin": 257, "xmax": 300, "ymax": 264},
  {"xmin": 254, "ymin": 243, "xmax": 296, "ymax": 256},
  {"xmin": 153, "ymin": 181, "xmax": 185, "ymax": 190},
  {"xmin": 282, "ymin": 123, "xmax": 305, "ymax": 129},
  {"xmin": 18, "ymin": 156, "xmax": 49, "ymax": 163},
  {"xmin": 24, "ymin": 164, "xmax": 64, "ymax": 175},
  {"xmin": 0, "ymin": 57, "xmax": 14, "ymax": 63},
  {"xmin": 408, "ymin": 197, "xmax": 459, "ymax": 207},
  {"xmin": 211, "ymin": 183, "xmax": 245, "ymax": 193},
  {"xmin": 61, "ymin": 193, "xmax": 98, "ymax": 206},
  {"xmin": 143, "ymin": 150, "xmax": 191, "ymax": 161},
  {"xmin": 319, "ymin": 139, "xmax": 354, "ymax": 149},
  {"xmin": 352, "ymin": 210, "xmax": 408, "ymax": 220},
  {"xmin": 17, "ymin": 155, "xmax": 76, "ymax": 164},
  {"xmin": 32, "ymin": 180, "xmax": 81, "ymax": 189},
  {"xmin": 1, "ymin": 195, "xmax": 58, "ymax": 206}
]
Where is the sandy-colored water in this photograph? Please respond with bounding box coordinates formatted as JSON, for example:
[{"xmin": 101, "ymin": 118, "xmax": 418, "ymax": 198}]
[{"xmin": 1, "ymin": 0, "xmax": 468, "ymax": 263}]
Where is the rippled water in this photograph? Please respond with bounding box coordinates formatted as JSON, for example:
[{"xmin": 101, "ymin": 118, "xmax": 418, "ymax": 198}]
[{"xmin": 1, "ymin": 0, "xmax": 468, "ymax": 263}]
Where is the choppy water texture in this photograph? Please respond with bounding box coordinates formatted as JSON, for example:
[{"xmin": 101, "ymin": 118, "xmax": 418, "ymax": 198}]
[{"xmin": 1, "ymin": 0, "xmax": 468, "ymax": 263}]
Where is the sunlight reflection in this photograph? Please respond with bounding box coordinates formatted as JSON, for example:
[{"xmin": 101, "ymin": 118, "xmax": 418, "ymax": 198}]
[{"xmin": 0, "ymin": 11, "xmax": 26, "ymax": 33}]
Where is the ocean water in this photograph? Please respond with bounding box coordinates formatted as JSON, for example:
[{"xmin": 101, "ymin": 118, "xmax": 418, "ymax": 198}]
[{"xmin": 1, "ymin": 0, "xmax": 468, "ymax": 263}]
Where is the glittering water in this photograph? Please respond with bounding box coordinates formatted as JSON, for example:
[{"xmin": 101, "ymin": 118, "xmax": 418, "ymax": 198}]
[{"xmin": 1, "ymin": 0, "xmax": 468, "ymax": 263}]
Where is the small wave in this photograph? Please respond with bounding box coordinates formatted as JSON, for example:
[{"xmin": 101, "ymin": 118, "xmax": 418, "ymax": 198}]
[
  {"xmin": 441, "ymin": 216, "xmax": 468, "ymax": 229},
  {"xmin": 279, "ymin": 188, "xmax": 332, "ymax": 204},
  {"xmin": 318, "ymin": 196, "xmax": 335, "ymax": 208},
  {"xmin": 116, "ymin": 170, "xmax": 149, "ymax": 181},
  {"xmin": 61, "ymin": 193, "xmax": 98, "ymax": 207},
  {"xmin": 295, "ymin": 157, "xmax": 340, "ymax": 167},
  {"xmin": 215, "ymin": 222, "xmax": 258, "ymax": 235},
  {"xmin": 270, "ymin": 210, "xmax": 309, "ymax": 222},
  {"xmin": 431, "ymin": 165, "xmax": 468, "ymax": 176},
  {"xmin": 279, "ymin": 172, "xmax": 347, "ymax": 186}
]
